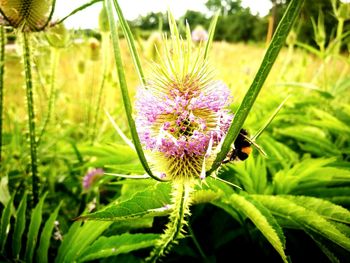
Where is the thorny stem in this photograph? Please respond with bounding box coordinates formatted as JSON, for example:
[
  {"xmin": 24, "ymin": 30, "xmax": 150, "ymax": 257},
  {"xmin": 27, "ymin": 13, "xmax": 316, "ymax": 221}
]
[
  {"xmin": 147, "ymin": 181, "xmax": 193, "ymax": 262},
  {"xmin": 0, "ymin": 26, "xmax": 5, "ymax": 164},
  {"xmin": 23, "ymin": 32, "xmax": 39, "ymax": 205}
]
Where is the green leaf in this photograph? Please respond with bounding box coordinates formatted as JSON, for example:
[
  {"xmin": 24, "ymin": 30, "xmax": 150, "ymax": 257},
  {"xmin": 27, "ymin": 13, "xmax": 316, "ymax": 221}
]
[
  {"xmin": 207, "ymin": 0, "xmax": 304, "ymax": 175},
  {"xmin": 55, "ymin": 221, "xmax": 82, "ymax": 263},
  {"xmin": 36, "ymin": 202, "xmax": 61, "ymax": 263},
  {"xmin": 275, "ymin": 126, "xmax": 341, "ymax": 157},
  {"xmin": 204, "ymin": 11, "xmax": 219, "ymax": 60},
  {"xmin": 111, "ymin": 0, "xmax": 145, "ymax": 85},
  {"xmin": 282, "ymin": 196, "xmax": 350, "ymax": 224},
  {"xmin": 60, "ymin": 221, "xmax": 112, "ymax": 263},
  {"xmin": 0, "ymin": 193, "xmax": 14, "ymax": 253},
  {"xmin": 79, "ymin": 182, "xmax": 171, "ymax": 221},
  {"xmin": 254, "ymin": 195, "xmax": 350, "ymax": 251},
  {"xmin": 105, "ymin": 0, "xmax": 164, "ymax": 182},
  {"xmin": 305, "ymin": 229, "xmax": 341, "ymax": 263},
  {"xmin": 79, "ymin": 233, "xmax": 160, "ymax": 262},
  {"xmin": 230, "ymin": 194, "xmax": 287, "ymax": 263},
  {"xmin": 25, "ymin": 192, "xmax": 48, "ymax": 263},
  {"xmin": 12, "ymin": 192, "xmax": 27, "ymax": 258}
]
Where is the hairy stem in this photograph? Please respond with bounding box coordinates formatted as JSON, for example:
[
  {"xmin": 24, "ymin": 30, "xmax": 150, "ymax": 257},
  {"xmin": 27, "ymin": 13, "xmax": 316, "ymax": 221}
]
[
  {"xmin": 23, "ymin": 32, "xmax": 39, "ymax": 205},
  {"xmin": 148, "ymin": 181, "xmax": 193, "ymax": 262},
  {"xmin": 0, "ymin": 26, "xmax": 5, "ymax": 164}
]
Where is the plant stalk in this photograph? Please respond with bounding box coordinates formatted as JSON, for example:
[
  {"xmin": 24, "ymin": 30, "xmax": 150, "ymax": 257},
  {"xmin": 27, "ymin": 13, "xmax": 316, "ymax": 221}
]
[
  {"xmin": 0, "ymin": 26, "xmax": 5, "ymax": 164},
  {"xmin": 23, "ymin": 32, "xmax": 39, "ymax": 205},
  {"xmin": 148, "ymin": 181, "xmax": 193, "ymax": 262}
]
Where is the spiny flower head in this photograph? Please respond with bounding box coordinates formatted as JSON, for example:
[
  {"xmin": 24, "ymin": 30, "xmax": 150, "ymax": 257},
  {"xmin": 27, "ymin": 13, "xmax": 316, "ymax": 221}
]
[
  {"xmin": 191, "ymin": 26, "xmax": 209, "ymax": 43},
  {"xmin": 0, "ymin": 0, "xmax": 54, "ymax": 31},
  {"xmin": 135, "ymin": 14, "xmax": 233, "ymax": 182}
]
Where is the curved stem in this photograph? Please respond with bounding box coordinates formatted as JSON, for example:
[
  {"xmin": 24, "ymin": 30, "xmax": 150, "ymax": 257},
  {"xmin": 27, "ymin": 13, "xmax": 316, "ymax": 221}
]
[
  {"xmin": 0, "ymin": 26, "xmax": 5, "ymax": 164},
  {"xmin": 23, "ymin": 32, "xmax": 39, "ymax": 205},
  {"xmin": 147, "ymin": 181, "xmax": 193, "ymax": 262},
  {"xmin": 105, "ymin": 0, "xmax": 166, "ymax": 182}
]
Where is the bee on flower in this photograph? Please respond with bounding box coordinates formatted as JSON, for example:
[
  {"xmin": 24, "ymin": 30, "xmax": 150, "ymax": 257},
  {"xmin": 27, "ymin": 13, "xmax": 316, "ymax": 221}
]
[{"xmin": 135, "ymin": 18, "xmax": 233, "ymax": 183}]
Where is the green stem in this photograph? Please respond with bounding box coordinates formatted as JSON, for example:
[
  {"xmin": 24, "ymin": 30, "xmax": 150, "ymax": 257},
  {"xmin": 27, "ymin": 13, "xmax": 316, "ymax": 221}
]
[
  {"xmin": 37, "ymin": 48, "xmax": 60, "ymax": 146},
  {"xmin": 148, "ymin": 182, "xmax": 193, "ymax": 262},
  {"xmin": 207, "ymin": 0, "xmax": 304, "ymax": 176},
  {"xmin": 23, "ymin": 32, "xmax": 39, "ymax": 205},
  {"xmin": 0, "ymin": 26, "xmax": 5, "ymax": 164},
  {"xmin": 91, "ymin": 33, "xmax": 109, "ymax": 144}
]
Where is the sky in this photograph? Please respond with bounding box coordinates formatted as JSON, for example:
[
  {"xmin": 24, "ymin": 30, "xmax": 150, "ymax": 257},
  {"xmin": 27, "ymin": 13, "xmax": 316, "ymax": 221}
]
[{"xmin": 54, "ymin": 0, "xmax": 273, "ymax": 29}]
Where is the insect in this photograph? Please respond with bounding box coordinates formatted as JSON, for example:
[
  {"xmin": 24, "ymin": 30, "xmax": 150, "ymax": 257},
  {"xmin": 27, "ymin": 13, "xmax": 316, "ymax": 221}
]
[{"xmin": 222, "ymin": 128, "xmax": 253, "ymax": 163}]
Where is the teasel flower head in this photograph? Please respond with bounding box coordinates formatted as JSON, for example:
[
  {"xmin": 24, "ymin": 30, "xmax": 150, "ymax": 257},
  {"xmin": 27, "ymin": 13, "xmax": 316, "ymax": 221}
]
[
  {"xmin": 191, "ymin": 25, "xmax": 209, "ymax": 43},
  {"xmin": 135, "ymin": 15, "xmax": 233, "ymax": 182},
  {"xmin": 0, "ymin": 0, "xmax": 55, "ymax": 31}
]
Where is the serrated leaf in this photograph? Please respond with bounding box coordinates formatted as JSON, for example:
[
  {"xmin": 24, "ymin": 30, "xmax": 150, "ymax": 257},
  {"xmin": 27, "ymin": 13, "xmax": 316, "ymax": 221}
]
[
  {"xmin": 79, "ymin": 233, "xmax": 160, "ymax": 262},
  {"xmin": 79, "ymin": 182, "xmax": 172, "ymax": 221},
  {"xmin": 25, "ymin": 192, "xmax": 48, "ymax": 263},
  {"xmin": 229, "ymin": 194, "xmax": 287, "ymax": 263},
  {"xmin": 254, "ymin": 195, "xmax": 350, "ymax": 251},
  {"xmin": 12, "ymin": 192, "xmax": 27, "ymax": 258},
  {"xmin": 0, "ymin": 193, "xmax": 14, "ymax": 253},
  {"xmin": 305, "ymin": 229, "xmax": 340, "ymax": 263},
  {"xmin": 36, "ymin": 202, "xmax": 61, "ymax": 263},
  {"xmin": 282, "ymin": 196, "xmax": 350, "ymax": 224}
]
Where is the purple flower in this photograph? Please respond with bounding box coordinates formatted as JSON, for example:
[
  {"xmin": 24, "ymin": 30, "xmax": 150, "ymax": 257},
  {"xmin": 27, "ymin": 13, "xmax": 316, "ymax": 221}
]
[
  {"xmin": 191, "ymin": 26, "xmax": 209, "ymax": 43},
  {"xmin": 82, "ymin": 168, "xmax": 104, "ymax": 190},
  {"xmin": 135, "ymin": 25, "xmax": 233, "ymax": 181}
]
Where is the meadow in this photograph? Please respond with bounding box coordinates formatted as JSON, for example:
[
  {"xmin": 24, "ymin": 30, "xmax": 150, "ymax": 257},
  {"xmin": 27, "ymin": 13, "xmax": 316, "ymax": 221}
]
[{"xmin": 1, "ymin": 0, "xmax": 350, "ymax": 262}]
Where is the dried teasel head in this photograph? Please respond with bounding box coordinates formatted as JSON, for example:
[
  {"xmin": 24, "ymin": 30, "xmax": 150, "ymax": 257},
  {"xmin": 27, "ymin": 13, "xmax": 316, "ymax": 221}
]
[{"xmin": 0, "ymin": 0, "xmax": 55, "ymax": 31}]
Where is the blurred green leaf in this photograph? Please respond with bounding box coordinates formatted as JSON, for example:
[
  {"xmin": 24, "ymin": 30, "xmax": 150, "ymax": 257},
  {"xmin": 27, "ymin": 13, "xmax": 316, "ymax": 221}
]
[
  {"xmin": 37, "ymin": 202, "xmax": 61, "ymax": 263},
  {"xmin": 25, "ymin": 192, "xmax": 48, "ymax": 263},
  {"xmin": 12, "ymin": 192, "xmax": 27, "ymax": 258},
  {"xmin": 0, "ymin": 193, "xmax": 14, "ymax": 253},
  {"xmin": 79, "ymin": 233, "xmax": 159, "ymax": 262}
]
